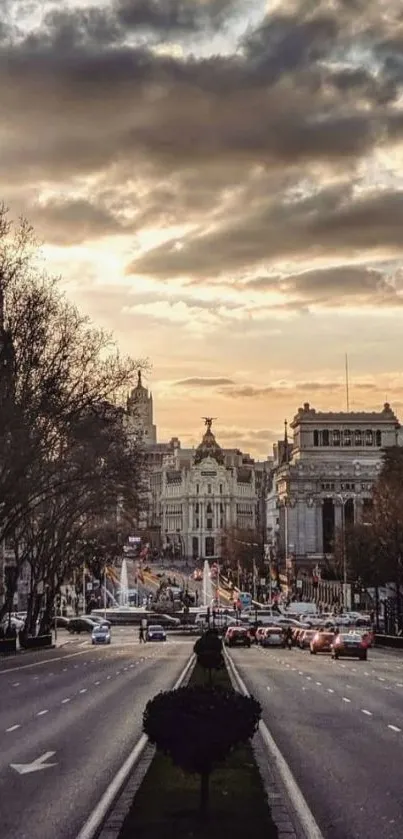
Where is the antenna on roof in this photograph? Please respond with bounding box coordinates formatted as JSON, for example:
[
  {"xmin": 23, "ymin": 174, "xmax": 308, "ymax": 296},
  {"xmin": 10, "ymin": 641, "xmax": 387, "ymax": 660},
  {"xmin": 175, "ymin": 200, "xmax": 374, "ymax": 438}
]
[{"xmin": 345, "ymin": 353, "xmax": 350, "ymax": 412}]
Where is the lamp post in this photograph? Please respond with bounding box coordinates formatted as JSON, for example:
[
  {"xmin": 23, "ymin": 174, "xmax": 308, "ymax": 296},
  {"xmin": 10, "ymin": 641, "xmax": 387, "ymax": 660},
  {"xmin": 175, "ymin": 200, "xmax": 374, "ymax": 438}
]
[{"xmin": 333, "ymin": 493, "xmax": 349, "ymax": 609}]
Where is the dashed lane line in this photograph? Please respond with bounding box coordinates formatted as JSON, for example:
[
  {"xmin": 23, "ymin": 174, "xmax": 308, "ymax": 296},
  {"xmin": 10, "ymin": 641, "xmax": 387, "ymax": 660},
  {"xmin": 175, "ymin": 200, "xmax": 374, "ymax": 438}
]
[
  {"xmin": 61, "ymin": 698, "xmax": 71, "ymax": 704},
  {"xmin": 79, "ymin": 689, "xmax": 87, "ymax": 694},
  {"xmin": 327, "ymin": 688, "xmax": 334, "ymax": 693},
  {"xmin": 6, "ymin": 725, "xmax": 21, "ymax": 732},
  {"xmin": 388, "ymin": 724, "xmax": 401, "ymax": 733},
  {"xmin": 37, "ymin": 709, "xmax": 49, "ymax": 716},
  {"xmin": 342, "ymin": 697, "xmax": 351, "ymax": 703},
  {"xmin": 12, "ymin": 682, "xmax": 20, "ymax": 687},
  {"xmin": 362, "ymin": 710, "xmax": 372, "ymax": 716},
  {"xmin": 316, "ymin": 681, "xmax": 322, "ymax": 686}
]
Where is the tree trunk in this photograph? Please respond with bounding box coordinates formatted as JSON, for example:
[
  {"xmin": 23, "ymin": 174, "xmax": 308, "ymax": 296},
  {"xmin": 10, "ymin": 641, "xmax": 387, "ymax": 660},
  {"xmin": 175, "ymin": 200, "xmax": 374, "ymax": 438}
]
[{"xmin": 199, "ymin": 771, "xmax": 210, "ymax": 820}]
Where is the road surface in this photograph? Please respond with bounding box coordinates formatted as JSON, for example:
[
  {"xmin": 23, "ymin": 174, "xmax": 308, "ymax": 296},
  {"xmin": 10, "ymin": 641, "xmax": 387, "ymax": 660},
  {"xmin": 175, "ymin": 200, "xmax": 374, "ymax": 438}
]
[
  {"xmin": 228, "ymin": 644, "xmax": 403, "ymax": 839},
  {"xmin": 0, "ymin": 631, "xmax": 193, "ymax": 839}
]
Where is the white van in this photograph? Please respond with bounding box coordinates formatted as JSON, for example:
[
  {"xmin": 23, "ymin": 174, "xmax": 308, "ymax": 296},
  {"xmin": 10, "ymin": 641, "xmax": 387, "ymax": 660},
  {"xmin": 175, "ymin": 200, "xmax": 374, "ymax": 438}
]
[{"xmin": 284, "ymin": 602, "xmax": 318, "ymax": 617}]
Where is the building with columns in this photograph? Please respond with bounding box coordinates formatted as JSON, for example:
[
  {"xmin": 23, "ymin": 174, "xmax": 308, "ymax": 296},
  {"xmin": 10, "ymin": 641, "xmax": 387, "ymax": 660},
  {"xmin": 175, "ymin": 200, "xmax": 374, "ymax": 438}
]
[
  {"xmin": 266, "ymin": 402, "xmax": 400, "ymax": 577},
  {"xmin": 126, "ymin": 370, "xmax": 157, "ymax": 445},
  {"xmin": 159, "ymin": 419, "xmax": 258, "ymax": 560}
]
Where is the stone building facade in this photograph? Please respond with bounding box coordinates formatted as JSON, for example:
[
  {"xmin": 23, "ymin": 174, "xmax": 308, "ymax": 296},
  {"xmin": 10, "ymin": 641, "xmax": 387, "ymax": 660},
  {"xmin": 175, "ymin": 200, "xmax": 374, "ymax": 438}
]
[
  {"xmin": 160, "ymin": 419, "xmax": 258, "ymax": 560},
  {"xmin": 266, "ymin": 402, "xmax": 400, "ymax": 575}
]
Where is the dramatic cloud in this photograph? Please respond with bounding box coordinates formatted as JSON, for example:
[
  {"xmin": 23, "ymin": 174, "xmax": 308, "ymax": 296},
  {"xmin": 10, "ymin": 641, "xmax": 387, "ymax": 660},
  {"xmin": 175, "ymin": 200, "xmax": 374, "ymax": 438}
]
[{"xmin": 2, "ymin": 0, "xmax": 403, "ymax": 453}]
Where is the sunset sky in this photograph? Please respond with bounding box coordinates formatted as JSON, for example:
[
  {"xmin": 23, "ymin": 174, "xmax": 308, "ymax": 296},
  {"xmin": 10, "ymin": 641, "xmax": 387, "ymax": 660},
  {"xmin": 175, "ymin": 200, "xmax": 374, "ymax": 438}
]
[{"xmin": 2, "ymin": 0, "xmax": 403, "ymax": 457}]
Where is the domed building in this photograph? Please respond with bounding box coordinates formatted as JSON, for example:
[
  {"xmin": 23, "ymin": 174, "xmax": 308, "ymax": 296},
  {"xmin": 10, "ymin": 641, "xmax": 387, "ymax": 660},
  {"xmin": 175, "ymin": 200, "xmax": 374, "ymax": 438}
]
[{"xmin": 160, "ymin": 419, "xmax": 258, "ymax": 560}]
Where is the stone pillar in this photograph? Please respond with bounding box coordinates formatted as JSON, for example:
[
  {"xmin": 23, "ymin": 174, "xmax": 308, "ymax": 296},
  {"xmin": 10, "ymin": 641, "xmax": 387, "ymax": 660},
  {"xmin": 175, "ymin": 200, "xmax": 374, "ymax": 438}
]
[{"xmin": 316, "ymin": 502, "xmax": 324, "ymax": 554}]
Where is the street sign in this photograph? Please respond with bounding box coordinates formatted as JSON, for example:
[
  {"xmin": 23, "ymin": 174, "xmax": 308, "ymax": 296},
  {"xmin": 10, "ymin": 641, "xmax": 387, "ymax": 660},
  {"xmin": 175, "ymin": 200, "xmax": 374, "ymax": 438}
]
[
  {"xmin": 86, "ymin": 582, "xmax": 93, "ymax": 592},
  {"xmin": 260, "ymin": 578, "xmax": 266, "ymax": 586},
  {"xmin": 296, "ymin": 579, "xmax": 303, "ymax": 590},
  {"xmin": 128, "ymin": 536, "xmax": 141, "ymax": 544},
  {"xmin": 354, "ymin": 593, "xmax": 360, "ymax": 605}
]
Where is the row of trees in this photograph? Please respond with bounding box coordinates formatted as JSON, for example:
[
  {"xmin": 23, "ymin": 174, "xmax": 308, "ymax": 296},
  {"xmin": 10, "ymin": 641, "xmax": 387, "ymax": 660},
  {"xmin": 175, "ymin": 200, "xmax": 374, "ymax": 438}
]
[
  {"xmin": 0, "ymin": 207, "xmax": 146, "ymax": 634},
  {"xmin": 334, "ymin": 447, "xmax": 403, "ymax": 622}
]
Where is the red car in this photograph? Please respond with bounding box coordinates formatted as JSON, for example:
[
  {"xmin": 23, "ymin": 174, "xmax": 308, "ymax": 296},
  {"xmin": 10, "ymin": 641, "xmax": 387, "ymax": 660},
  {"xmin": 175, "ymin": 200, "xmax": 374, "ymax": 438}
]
[{"xmin": 332, "ymin": 632, "xmax": 368, "ymax": 661}]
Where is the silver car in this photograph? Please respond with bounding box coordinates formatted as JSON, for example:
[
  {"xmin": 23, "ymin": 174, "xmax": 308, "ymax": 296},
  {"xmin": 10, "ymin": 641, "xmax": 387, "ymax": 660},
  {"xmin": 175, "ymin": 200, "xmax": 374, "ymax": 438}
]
[{"xmin": 92, "ymin": 624, "xmax": 111, "ymax": 645}]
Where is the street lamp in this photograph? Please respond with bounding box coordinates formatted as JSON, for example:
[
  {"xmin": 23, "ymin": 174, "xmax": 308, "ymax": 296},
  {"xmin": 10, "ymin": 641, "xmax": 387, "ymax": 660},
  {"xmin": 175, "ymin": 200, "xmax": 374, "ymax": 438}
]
[{"xmin": 333, "ymin": 493, "xmax": 350, "ymax": 609}]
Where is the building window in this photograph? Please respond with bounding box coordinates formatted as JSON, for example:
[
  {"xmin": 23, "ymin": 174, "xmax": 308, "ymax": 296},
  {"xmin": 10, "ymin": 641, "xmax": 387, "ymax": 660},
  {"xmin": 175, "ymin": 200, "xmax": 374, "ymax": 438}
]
[
  {"xmin": 207, "ymin": 518, "xmax": 213, "ymax": 530},
  {"xmin": 313, "ymin": 430, "xmax": 319, "ymax": 447},
  {"xmin": 205, "ymin": 536, "xmax": 214, "ymax": 557},
  {"xmin": 196, "ymin": 484, "xmax": 199, "ymax": 494},
  {"xmin": 195, "ymin": 502, "xmax": 199, "ymax": 513},
  {"xmin": 207, "ymin": 502, "xmax": 212, "ymax": 514},
  {"xmin": 207, "ymin": 484, "xmax": 212, "ymax": 494},
  {"xmin": 220, "ymin": 503, "xmax": 224, "ymax": 513},
  {"xmin": 196, "ymin": 518, "xmax": 200, "ymax": 529},
  {"xmin": 192, "ymin": 536, "xmax": 198, "ymax": 558},
  {"xmin": 219, "ymin": 484, "xmax": 223, "ymax": 494},
  {"xmin": 332, "ymin": 429, "xmax": 340, "ymax": 446},
  {"xmin": 376, "ymin": 430, "xmax": 382, "ymax": 447},
  {"xmin": 354, "ymin": 429, "xmax": 362, "ymax": 446},
  {"xmin": 343, "ymin": 429, "xmax": 352, "ymax": 446},
  {"xmin": 365, "ymin": 430, "xmax": 373, "ymax": 446},
  {"xmin": 322, "ymin": 429, "xmax": 330, "ymax": 446},
  {"xmin": 220, "ymin": 517, "xmax": 224, "ymax": 528}
]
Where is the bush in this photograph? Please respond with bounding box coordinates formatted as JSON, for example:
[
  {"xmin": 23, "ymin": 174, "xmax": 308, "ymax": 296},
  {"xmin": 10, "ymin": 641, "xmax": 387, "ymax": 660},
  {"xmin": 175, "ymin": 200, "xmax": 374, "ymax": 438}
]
[
  {"xmin": 143, "ymin": 684, "xmax": 261, "ymax": 817},
  {"xmin": 194, "ymin": 629, "xmax": 224, "ymax": 682}
]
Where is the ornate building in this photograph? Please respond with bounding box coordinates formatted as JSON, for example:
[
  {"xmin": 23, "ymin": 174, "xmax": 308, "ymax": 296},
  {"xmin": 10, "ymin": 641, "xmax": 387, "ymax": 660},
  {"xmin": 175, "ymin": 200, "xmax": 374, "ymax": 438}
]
[
  {"xmin": 126, "ymin": 370, "xmax": 157, "ymax": 444},
  {"xmin": 266, "ymin": 401, "xmax": 400, "ymax": 578},
  {"xmin": 160, "ymin": 419, "xmax": 258, "ymax": 560}
]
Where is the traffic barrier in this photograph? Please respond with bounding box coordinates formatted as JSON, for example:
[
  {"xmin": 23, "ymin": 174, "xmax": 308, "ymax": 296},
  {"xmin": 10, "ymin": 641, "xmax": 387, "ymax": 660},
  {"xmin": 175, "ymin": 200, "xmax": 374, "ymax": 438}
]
[{"xmin": 375, "ymin": 634, "xmax": 403, "ymax": 648}]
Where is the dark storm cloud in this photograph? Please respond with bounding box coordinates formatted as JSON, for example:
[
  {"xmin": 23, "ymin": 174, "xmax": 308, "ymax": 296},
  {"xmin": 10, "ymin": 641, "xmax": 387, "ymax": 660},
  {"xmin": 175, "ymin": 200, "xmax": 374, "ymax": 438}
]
[
  {"xmin": 219, "ymin": 380, "xmax": 378, "ymax": 399},
  {"xmin": 2, "ymin": 0, "xmax": 403, "ymax": 269},
  {"xmin": 129, "ymin": 189, "xmax": 403, "ymax": 280},
  {"xmin": 174, "ymin": 377, "xmax": 235, "ymax": 387},
  {"xmin": 32, "ymin": 199, "xmax": 130, "ymax": 245}
]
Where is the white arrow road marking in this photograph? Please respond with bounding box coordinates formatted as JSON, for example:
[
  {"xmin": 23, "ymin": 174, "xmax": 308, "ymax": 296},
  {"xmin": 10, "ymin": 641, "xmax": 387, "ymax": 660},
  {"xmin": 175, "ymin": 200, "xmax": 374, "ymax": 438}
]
[{"xmin": 10, "ymin": 751, "xmax": 57, "ymax": 775}]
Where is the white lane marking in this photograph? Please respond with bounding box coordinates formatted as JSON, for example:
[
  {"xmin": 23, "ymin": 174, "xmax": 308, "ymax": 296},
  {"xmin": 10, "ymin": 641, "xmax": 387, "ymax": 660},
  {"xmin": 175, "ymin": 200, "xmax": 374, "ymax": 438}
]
[
  {"xmin": 306, "ymin": 676, "xmax": 312, "ymax": 681},
  {"xmin": 10, "ymin": 751, "xmax": 57, "ymax": 775},
  {"xmin": 316, "ymin": 682, "xmax": 322, "ymax": 686},
  {"xmin": 33, "ymin": 676, "xmax": 39, "ymax": 680},
  {"xmin": 388, "ymin": 725, "xmax": 401, "ymax": 733},
  {"xmin": 74, "ymin": 665, "xmax": 79, "ymax": 669},
  {"xmin": 378, "ymin": 677, "xmax": 385, "ymax": 682},
  {"xmin": 340, "ymin": 664, "xmax": 346, "ymax": 668},
  {"xmin": 61, "ymin": 698, "xmax": 71, "ymax": 704},
  {"xmin": 397, "ymin": 683, "xmax": 403, "ymax": 688},
  {"xmin": 346, "ymin": 684, "xmax": 352, "ymax": 688},
  {"xmin": 63, "ymin": 668, "xmax": 67, "ymax": 672},
  {"xmin": 291, "ymin": 667, "xmax": 296, "ymax": 671},
  {"xmin": 12, "ymin": 682, "xmax": 20, "ymax": 687},
  {"xmin": 342, "ymin": 697, "xmax": 351, "ymax": 703},
  {"xmin": 266, "ymin": 686, "xmax": 271, "ymax": 692},
  {"xmin": 6, "ymin": 724, "xmax": 21, "ymax": 732},
  {"xmin": 298, "ymin": 671, "xmax": 303, "ymax": 675},
  {"xmin": 95, "ymin": 681, "xmax": 100, "ymax": 686},
  {"xmin": 362, "ymin": 710, "xmax": 372, "ymax": 716},
  {"xmin": 106, "ymin": 675, "xmax": 111, "ymax": 680},
  {"xmin": 327, "ymin": 688, "xmax": 334, "ymax": 693},
  {"xmin": 116, "ymin": 671, "xmax": 120, "ymax": 675},
  {"xmin": 352, "ymin": 668, "xmax": 356, "ymax": 672},
  {"xmin": 36, "ymin": 709, "xmax": 49, "ymax": 716},
  {"xmin": 79, "ymin": 689, "xmax": 87, "ymax": 694}
]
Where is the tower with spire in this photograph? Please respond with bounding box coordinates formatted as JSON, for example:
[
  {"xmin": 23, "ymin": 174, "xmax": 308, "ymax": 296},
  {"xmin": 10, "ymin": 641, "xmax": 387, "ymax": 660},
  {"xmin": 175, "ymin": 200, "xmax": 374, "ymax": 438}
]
[{"xmin": 126, "ymin": 369, "xmax": 157, "ymax": 444}]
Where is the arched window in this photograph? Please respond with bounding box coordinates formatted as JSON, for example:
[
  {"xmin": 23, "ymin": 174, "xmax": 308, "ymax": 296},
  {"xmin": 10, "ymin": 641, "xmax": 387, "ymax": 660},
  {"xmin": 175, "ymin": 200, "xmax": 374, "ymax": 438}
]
[
  {"xmin": 354, "ymin": 429, "xmax": 362, "ymax": 446},
  {"xmin": 206, "ymin": 502, "xmax": 212, "ymax": 514},
  {"xmin": 205, "ymin": 536, "xmax": 215, "ymax": 557},
  {"xmin": 365, "ymin": 430, "xmax": 373, "ymax": 446},
  {"xmin": 343, "ymin": 429, "xmax": 351, "ymax": 446},
  {"xmin": 322, "ymin": 429, "xmax": 330, "ymax": 446},
  {"xmin": 332, "ymin": 429, "xmax": 340, "ymax": 446},
  {"xmin": 376, "ymin": 430, "xmax": 382, "ymax": 447}
]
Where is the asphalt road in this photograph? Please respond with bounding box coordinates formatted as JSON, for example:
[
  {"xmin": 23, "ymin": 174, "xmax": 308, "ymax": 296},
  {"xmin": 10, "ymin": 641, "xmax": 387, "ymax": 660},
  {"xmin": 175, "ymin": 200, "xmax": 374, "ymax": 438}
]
[
  {"xmin": 228, "ymin": 644, "xmax": 403, "ymax": 839},
  {"xmin": 0, "ymin": 631, "xmax": 194, "ymax": 839}
]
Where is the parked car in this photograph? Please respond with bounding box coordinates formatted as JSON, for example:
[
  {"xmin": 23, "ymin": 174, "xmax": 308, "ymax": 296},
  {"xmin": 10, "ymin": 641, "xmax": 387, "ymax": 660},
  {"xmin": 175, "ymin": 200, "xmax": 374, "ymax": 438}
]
[
  {"xmin": 224, "ymin": 627, "xmax": 251, "ymax": 648},
  {"xmin": 92, "ymin": 624, "xmax": 111, "ymax": 645},
  {"xmin": 332, "ymin": 632, "xmax": 368, "ymax": 660},
  {"xmin": 84, "ymin": 614, "xmax": 111, "ymax": 627},
  {"xmin": 53, "ymin": 616, "xmax": 71, "ymax": 629},
  {"xmin": 146, "ymin": 624, "xmax": 167, "ymax": 642},
  {"xmin": 310, "ymin": 630, "xmax": 335, "ymax": 654},
  {"xmin": 68, "ymin": 617, "xmax": 99, "ymax": 634},
  {"xmin": 255, "ymin": 626, "xmax": 267, "ymax": 645},
  {"xmin": 261, "ymin": 626, "xmax": 283, "ymax": 648}
]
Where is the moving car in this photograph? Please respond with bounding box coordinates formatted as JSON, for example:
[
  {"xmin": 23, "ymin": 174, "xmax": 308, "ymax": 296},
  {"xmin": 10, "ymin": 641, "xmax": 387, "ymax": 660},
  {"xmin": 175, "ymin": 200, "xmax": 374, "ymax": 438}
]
[
  {"xmin": 261, "ymin": 626, "xmax": 283, "ymax": 648},
  {"xmin": 299, "ymin": 629, "xmax": 316, "ymax": 649},
  {"xmin": 146, "ymin": 624, "xmax": 167, "ymax": 642},
  {"xmin": 224, "ymin": 626, "xmax": 251, "ymax": 648},
  {"xmin": 332, "ymin": 632, "xmax": 368, "ymax": 660},
  {"xmin": 68, "ymin": 617, "xmax": 99, "ymax": 634},
  {"xmin": 310, "ymin": 630, "xmax": 335, "ymax": 655},
  {"xmin": 92, "ymin": 624, "xmax": 111, "ymax": 645}
]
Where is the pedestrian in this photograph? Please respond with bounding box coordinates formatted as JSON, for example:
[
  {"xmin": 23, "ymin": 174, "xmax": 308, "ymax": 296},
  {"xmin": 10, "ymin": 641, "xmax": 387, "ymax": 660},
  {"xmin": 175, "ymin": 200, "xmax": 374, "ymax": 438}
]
[{"xmin": 139, "ymin": 625, "xmax": 145, "ymax": 643}]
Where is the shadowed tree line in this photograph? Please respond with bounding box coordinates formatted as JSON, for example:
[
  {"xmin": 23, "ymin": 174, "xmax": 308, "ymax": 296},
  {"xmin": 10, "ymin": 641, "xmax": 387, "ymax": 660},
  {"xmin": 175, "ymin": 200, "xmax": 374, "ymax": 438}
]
[{"xmin": 0, "ymin": 207, "xmax": 146, "ymax": 633}]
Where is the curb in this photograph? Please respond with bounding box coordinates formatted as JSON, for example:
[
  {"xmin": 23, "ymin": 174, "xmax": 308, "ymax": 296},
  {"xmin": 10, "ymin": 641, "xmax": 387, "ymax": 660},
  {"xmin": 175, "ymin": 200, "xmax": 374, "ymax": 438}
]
[
  {"xmin": 224, "ymin": 649, "xmax": 324, "ymax": 839},
  {"xmin": 74, "ymin": 653, "xmax": 196, "ymax": 839}
]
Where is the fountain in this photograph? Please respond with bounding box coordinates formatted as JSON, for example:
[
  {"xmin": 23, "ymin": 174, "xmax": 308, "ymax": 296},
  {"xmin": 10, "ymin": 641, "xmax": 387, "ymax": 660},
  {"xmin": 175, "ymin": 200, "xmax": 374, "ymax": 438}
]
[
  {"xmin": 202, "ymin": 559, "xmax": 214, "ymax": 607},
  {"xmin": 119, "ymin": 558, "xmax": 129, "ymax": 607}
]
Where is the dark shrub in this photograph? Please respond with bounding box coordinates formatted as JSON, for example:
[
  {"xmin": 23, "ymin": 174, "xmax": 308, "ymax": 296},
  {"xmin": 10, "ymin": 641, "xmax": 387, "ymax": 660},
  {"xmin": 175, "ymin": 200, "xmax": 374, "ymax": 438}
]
[
  {"xmin": 143, "ymin": 684, "xmax": 261, "ymax": 817},
  {"xmin": 194, "ymin": 629, "xmax": 224, "ymax": 682}
]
